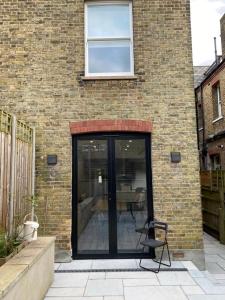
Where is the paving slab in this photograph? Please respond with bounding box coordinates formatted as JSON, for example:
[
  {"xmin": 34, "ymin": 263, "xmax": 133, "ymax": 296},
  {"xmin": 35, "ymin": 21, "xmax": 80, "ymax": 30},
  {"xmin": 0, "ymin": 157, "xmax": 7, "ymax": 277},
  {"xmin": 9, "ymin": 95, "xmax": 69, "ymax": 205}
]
[
  {"xmin": 181, "ymin": 285, "xmax": 204, "ymax": 295},
  {"xmin": 157, "ymin": 271, "xmax": 196, "ymax": 285},
  {"xmin": 104, "ymin": 297, "xmax": 124, "ymax": 300},
  {"xmin": 188, "ymin": 270, "xmax": 206, "ymax": 278},
  {"xmin": 52, "ymin": 273, "xmax": 89, "ymax": 288},
  {"xmin": 92, "ymin": 259, "xmax": 138, "ymax": 270},
  {"xmin": 123, "ymin": 278, "xmax": 159, "ymax": 286},
  {"xmin": 182, "ymin": 261, "xmax": 198, "ymax": 270},
  {"xmin": 205, "ymin": 262, "xmax": 225, "ymax": 274},
  {"xmin": 58, "ymin": 260, "xmax": 93, "ymax": 270},
  {"xmin": 106, "ymin": 271, "xmax": 157, "ymax": 279},
  {"xmin": 89, "ymin": 272, "xmax": 106, "ymax": 279},
  {"xmin": 194, "ymin": 277, "xmax": 225, "ymax": 294},
  {"xmin": 205, "ymin": 254, "xmax": 223, "ymax": 263},
  {"xmin": 84, "ymin": 279, "xmax": 123, "ymax": 296},
  {"xmin": 188, "ymin": 296, "xmax": 225, "ymax": 300},
  {"xmin": 55, "ymin": 250, "xmax": 72, "ymax": 263},
  {"xmin": 212, "ymin": 274, "xmax": 225, "ymax": 280},
  {"xmin": 45, "ymin": 297, "xmax": 105, "ymax": 300},
  {"xmin": 124, "ymin": 286, "xmax": 187, "ymax": 300},
  {"xmin": 46, "ymin": 287, "xmax": 84, "ymax": 297},
  {"xmin": 54, "ymin": 263, "xmax": 60, "ymax": 271}
]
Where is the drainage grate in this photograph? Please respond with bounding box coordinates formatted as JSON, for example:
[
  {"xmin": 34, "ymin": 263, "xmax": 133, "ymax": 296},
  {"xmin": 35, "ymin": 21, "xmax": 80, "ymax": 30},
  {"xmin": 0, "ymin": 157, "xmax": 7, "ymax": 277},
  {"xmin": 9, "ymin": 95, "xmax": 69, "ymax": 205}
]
[{"xmin": 55, "ymin": 268, "xmax": 187, "ymax": 273}]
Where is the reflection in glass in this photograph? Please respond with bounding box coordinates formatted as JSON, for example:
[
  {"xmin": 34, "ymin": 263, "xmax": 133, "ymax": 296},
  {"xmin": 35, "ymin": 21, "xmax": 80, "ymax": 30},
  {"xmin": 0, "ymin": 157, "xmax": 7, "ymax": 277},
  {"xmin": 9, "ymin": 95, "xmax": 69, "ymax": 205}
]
[
  {"xmin": 115, "ymin": 139, "xmax": 148, "ymax": 253},
  {"xmin": 88, "ymin": 41, "xmax": 131, "ymax": 73},
  {"xmin": 88, "ymin": 4, "xmax": 130, "ymax": 38},
  {"xmin": 77, "ymin": 140, "xmax": 109, "ymax": 253}
]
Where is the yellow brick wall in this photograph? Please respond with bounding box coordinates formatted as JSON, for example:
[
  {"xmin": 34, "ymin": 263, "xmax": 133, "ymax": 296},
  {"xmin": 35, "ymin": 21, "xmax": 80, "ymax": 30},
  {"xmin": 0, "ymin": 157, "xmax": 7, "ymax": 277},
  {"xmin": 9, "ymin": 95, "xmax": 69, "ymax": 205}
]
[{"xmin": 0, "ymin": 0, "xmax": 203, "ymax": 252}]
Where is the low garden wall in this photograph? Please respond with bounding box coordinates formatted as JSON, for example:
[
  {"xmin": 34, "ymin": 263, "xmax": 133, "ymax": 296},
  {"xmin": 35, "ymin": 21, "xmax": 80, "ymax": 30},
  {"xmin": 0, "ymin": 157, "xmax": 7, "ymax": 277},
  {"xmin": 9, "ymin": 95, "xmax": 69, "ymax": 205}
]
[{"xmin": 0, "ymin": 237, "xmax": 55, "ymax": 300}]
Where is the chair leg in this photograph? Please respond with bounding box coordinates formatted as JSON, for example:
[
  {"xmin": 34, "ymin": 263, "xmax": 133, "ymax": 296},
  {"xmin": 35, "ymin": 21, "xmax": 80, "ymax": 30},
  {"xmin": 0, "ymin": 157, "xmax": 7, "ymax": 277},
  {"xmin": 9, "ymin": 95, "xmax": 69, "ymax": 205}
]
[
  {"xmin": 166, "ymin": 243, "xmax": 171, "ymax": 267},
  {"xmin": 139, "ymin": 245, "xmax": 164, "ymax": 273},
  {"xmin": 153, "ymin": 243, "xmax": 171, "ymax": 267},
  {"xmin": 136, "ymin": 233, "xmax": 143, "ymax": 249},
  {"xmin": 139, "ymin": 243, "xmax": 171, "ymax": 273},
  {"xmin": 139, "ymin": 246, "xmax": 145, "ymax": 267}
]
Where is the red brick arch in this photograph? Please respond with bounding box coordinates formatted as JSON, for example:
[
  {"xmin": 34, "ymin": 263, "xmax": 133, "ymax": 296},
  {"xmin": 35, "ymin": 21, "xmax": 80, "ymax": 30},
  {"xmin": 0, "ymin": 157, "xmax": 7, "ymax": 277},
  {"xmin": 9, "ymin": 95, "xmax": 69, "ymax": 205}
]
[{"xmin": 69, "ymin": 119, "xmax": 153, "ymax": 134}]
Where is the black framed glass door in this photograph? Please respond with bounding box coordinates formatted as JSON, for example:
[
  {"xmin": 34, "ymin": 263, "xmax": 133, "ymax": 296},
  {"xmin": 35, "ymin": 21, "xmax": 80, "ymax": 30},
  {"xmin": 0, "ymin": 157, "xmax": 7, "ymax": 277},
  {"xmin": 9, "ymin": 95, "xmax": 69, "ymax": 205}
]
[{"xmin": 72, "ymin": 133, "xmax": 153, "ymax": 258}]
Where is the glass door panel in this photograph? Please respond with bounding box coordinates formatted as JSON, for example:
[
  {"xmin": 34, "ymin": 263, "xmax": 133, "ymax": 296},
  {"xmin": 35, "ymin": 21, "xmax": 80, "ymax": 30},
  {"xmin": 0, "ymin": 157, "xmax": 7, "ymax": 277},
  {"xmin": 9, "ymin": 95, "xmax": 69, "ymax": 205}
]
[
  {"xmin": 77, "ymin": 139, "xmax": 109, "ymax": 254},
  {"xmin": 115, "ymin": 138, "xmax": 148, "ymax": 253},
  {"xmin": 73, "ymin": 133, "xmax": 152, "ymax": 258}
]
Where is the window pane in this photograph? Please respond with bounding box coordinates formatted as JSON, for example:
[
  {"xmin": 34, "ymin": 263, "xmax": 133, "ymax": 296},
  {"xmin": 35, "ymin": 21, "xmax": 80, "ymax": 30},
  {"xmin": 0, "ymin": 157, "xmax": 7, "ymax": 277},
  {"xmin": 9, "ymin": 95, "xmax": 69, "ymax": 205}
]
[
  {"xmin": 88, "ymin": 41, "xmax": 131, "ymax": 73},
  {"xmin": 77, "ymin": 139, "xmax": 109, "ymax": 253},
  {"xmin": 212, "ymin": 84, "xmax": 222, "ymax": 118},
  {"xmin": 115, "ymin": 139, "xmax": 148, "ymax": 253},
  {"xmin": 88, "ymin": 4, "xmax": 130, "ymax": 38}
]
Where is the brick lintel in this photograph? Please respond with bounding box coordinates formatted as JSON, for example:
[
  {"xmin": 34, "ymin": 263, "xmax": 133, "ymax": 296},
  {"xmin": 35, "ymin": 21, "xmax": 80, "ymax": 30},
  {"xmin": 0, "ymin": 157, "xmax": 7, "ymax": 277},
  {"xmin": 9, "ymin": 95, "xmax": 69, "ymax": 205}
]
[{"xmin": 69, "ymin": 119, "xmax": 153, "ymax": 135}]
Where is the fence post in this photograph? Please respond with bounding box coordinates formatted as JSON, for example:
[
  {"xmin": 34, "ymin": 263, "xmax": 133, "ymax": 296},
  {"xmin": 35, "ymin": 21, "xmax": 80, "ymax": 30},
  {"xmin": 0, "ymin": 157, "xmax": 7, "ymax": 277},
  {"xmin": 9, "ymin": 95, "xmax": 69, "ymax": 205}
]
[
  {"xmin": 210, "ymin": 170, "xmax": 213, "ymax": 191},
  {"xmin": 8, "ymin": 115, "xmax": 16, "ymax": 237},
  {"xmin": 31, "ymin": 127, "xmax": 35, "ymax": 221},
  {"xmin": 219, "ymin": 171, "xmax": 225, "ymax": 244}
]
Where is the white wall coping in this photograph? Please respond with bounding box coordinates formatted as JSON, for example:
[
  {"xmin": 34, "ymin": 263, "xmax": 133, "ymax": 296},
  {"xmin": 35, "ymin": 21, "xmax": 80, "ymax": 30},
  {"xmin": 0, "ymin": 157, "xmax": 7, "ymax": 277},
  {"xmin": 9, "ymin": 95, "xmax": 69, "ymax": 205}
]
[{"xmin": 0, "ymin": 237, "xmax": 55, "ymax": 299}]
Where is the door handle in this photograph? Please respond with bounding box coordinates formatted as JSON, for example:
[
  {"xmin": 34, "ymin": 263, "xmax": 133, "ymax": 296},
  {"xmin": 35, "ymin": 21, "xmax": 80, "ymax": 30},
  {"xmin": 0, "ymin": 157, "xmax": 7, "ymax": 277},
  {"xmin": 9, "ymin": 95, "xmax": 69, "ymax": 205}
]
[{"xmin": 108, "ymin": 193, "xmax": 112, "ymax": 201}]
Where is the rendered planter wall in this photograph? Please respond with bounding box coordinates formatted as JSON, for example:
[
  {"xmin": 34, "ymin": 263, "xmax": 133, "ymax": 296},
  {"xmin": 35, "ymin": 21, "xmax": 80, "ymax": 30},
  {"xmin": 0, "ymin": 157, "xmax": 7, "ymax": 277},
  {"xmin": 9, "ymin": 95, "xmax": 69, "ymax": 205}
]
[
  {"xmin": 0, "ymin": 237, "xmax": 55, "ymax": 300},
  {"xmin": 0, "ymin": 241, "xmax": 28, "ymax": 267}
]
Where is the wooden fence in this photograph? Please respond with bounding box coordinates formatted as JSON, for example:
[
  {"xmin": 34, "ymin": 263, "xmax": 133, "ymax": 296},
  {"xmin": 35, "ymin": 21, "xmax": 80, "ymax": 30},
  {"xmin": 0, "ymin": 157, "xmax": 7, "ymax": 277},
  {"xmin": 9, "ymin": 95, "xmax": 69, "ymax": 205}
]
[
  {"xmin": 0, "ymin": 110, "xmax": 35, "ymax": 235},
  {"xmin": 201, "ymin": 171, "xmax": 225, "ymax": 244}
]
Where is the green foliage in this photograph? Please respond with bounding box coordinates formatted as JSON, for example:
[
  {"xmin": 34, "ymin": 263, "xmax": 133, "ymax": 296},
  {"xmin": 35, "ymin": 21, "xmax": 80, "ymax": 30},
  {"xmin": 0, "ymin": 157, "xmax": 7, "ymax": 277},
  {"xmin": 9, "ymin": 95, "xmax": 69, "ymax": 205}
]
[
  {"xmin": 0, "ymin": 194, "xmax": 38, "ymax": 258},
  {"xmin": 26, "ymin": 195, "xmax": 38, "ymax": 208},
  {"xmin": 0, "ymin": 228, "xmax": 20, "ymax": 258},
  {"xmin": 0, "ymin": 229, "xmax": 7, "ymax": 257}
]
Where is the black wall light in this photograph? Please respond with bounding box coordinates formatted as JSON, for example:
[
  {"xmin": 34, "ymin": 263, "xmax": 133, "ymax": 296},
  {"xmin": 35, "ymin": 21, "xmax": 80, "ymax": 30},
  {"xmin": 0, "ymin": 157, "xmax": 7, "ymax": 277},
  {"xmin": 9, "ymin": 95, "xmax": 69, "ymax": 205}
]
[
  {"xmin": 170, "ymin": 152, "xmax": 181, "ymax": 163},
  {"xmin": 47, "ymin": 155, "xmax": 57, "ymax": 165}
]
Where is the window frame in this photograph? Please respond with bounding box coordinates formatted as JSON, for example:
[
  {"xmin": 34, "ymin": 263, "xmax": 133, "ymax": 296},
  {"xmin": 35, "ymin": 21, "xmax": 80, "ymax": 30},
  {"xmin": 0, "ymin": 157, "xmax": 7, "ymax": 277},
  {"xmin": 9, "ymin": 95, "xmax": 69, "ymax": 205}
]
[
  {"xmin": 212, "ymin": 82, "xmax": 222, "ymax": 121},
  {"xmin": 210, "ymin": 153, "xmax": 221, "ymax": 170},
  {"xmin": 84, "ymin": 1, "xmax": 134, "ymax": 77}
]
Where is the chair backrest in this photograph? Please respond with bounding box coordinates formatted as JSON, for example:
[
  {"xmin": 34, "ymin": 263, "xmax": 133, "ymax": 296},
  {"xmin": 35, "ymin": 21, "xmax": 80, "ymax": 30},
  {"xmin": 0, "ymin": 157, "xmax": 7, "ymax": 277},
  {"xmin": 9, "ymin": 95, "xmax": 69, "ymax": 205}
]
[
  {"xmin": 135, "ymin": 187, "xmax": 144, "ymax": 193},
  {"xmin": 149, "ymin": 221, "xmax": 168, "ymax": 239}
]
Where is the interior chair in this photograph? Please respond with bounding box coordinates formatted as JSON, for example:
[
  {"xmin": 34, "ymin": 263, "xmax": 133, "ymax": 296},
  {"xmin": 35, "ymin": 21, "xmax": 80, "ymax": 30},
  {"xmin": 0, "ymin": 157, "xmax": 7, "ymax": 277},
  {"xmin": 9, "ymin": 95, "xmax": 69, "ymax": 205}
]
[
  {"xmin": 135, "ymin": 216, "xmax": 151, "ymax": 248},
  {"xmin": 139, "ymin": 221, "xmax": 171, "ymax": 273},
  {"xmin": 134, "ymin": 187, "xmax": 145, "ymax": 210}
]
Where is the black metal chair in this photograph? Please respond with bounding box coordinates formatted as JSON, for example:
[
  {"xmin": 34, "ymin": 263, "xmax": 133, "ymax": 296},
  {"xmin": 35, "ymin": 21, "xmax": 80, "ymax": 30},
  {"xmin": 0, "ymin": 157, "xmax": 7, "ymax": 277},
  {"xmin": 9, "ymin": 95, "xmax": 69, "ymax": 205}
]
[
  {"xmin": 135, "ymin": 216, "xmax": 151, "ymax": 248},
  {"xmin": 139, "ymin": 221, "xmax": 171, "ymax": 273}
]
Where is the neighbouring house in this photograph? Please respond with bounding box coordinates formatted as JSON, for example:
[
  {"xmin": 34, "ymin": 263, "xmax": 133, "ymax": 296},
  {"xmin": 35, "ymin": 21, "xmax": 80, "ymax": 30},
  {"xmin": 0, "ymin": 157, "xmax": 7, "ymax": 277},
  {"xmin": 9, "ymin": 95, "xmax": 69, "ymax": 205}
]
[
  {"xmin": 0, "ymin": 1, "xmax": 204, "ymax": 267},
  {"xmin": 196, "ymin": 14, "xmax": 225, "ymax": 170},
  {"xmin": 193, "ymin": 66, "xmax": 210, "ymax": 88}
]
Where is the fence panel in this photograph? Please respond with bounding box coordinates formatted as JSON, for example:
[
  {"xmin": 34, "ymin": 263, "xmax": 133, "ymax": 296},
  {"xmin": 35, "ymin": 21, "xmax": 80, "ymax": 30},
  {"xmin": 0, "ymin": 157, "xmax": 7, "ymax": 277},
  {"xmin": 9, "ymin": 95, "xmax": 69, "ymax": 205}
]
[
  {"xmin": 0, "ymin": 110, "xmax": 34, "ymax": 233},
  {"xmin": 201, "ymin": 170, "xmax": 225, "ymax": 244}
]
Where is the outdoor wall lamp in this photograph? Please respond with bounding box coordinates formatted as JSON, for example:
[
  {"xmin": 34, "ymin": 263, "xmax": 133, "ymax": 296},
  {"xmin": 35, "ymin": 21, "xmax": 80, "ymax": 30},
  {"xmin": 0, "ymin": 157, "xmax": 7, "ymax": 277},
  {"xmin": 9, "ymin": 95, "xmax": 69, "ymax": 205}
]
[
  {"xmin": 47, "ymin": 155, "xmax": 57, "ymax": 165},
  {"xmin": 170, "ymin": 152, "xmax": 181, "ymax": 163}
]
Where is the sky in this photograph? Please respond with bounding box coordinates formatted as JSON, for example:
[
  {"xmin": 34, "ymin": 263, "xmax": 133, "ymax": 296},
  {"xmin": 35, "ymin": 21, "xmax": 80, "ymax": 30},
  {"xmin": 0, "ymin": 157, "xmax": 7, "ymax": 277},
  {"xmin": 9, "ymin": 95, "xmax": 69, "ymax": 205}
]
[{"xmin": 191, "ymin": 0, "xmax": 225, "ymax": 66}]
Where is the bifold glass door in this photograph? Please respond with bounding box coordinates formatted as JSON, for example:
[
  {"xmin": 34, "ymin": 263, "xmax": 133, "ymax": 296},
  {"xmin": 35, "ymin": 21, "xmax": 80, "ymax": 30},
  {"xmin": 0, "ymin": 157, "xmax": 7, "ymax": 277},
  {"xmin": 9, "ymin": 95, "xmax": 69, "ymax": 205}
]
[{"xmin": 72, "ymin": 133, "xmax": 153, "ymax": 258}]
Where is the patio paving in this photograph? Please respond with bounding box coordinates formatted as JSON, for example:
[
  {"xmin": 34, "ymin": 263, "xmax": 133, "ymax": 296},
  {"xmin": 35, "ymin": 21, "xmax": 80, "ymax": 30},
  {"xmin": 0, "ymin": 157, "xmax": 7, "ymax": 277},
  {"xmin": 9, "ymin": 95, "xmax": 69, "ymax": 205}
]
[{"xmin": 45, "ymin": 233, "xmax": 225, "ymax": 300}]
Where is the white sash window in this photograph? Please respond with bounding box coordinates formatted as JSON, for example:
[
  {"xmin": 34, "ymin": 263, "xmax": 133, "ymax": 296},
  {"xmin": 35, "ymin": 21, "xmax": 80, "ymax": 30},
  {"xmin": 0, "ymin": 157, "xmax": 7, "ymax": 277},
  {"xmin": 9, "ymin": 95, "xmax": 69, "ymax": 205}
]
[{"xmin": 85, "ymin": 1, "xmax": 134, "ymax": 77}]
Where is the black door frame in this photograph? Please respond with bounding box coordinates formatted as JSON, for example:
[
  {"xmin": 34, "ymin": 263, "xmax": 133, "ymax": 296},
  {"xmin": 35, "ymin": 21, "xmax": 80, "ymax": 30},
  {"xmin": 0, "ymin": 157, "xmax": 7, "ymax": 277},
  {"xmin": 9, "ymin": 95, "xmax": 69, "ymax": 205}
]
[{"xmin": 72, "ymin": 132, "xmax": 154, "ymax": 259}]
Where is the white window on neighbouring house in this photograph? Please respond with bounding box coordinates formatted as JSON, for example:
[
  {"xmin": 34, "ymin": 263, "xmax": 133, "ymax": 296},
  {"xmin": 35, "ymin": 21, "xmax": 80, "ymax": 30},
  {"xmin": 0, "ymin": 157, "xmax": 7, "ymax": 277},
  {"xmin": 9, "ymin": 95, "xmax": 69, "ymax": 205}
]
[
  {"xmin": 212, "ymin": 82, "xmax": 222, "ymax": 121},
  {"xmin": 210, "ymin": 154, "xmax": 221, "ymax": 170},
  {"xmin": 85, "ymin": 1, "xmax": 134, "ymax": 77}
]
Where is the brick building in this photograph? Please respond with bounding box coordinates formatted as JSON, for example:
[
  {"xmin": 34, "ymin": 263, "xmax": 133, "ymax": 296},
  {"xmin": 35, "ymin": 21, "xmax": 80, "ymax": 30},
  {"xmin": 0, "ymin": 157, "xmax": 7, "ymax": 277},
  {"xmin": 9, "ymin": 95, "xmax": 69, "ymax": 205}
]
[
  {"xmin": 196, "ymin": 14, "xmax": 225, "ymax": 170},
  {"xmin": 0, "ymin": 1, "xmax": 204, "ymax": 267}
]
